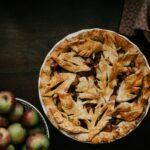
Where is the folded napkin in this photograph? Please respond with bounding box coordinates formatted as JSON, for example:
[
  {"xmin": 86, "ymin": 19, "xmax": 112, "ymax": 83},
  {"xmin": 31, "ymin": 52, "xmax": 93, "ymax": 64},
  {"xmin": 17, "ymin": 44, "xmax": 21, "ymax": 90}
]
[{"xmin": 119, "ymin": 0, "xmax": 149, "ymax": 36}]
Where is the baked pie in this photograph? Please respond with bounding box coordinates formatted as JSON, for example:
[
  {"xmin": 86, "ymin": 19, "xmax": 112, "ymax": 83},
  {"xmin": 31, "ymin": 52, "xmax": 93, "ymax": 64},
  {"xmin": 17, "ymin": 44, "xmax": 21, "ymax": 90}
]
[{"xmin": 39, "ymin": 29, "xmax": 150, "ymax": 143}]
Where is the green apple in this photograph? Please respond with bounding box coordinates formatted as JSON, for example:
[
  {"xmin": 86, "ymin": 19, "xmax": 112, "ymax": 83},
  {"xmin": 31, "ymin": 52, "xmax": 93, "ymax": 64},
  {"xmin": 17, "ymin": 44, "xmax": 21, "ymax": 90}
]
[
  {"xmin": 0, "ymin": 91, "xmax": 15, "ymax": 114},
  {"xmin": 6, "ymin": 144, "xmax": 15, "ymax": 150},
  {"xmin": 9, "ymin": 102, "xmax": 24, "ymax": 122},
  {"xmin": 8, "ymin": 123, "xmax": 26, "ymax": 144},
  {"xmin": 26, "ymin": 133, "xmax": 50, "ymax": 150}
]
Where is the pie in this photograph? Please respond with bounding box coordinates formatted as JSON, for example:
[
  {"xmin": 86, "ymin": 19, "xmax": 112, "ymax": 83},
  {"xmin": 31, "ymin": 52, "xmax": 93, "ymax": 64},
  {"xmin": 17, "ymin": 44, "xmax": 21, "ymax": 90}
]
[{"xmin": 39, "ymin": 29, "xmax": 150, "ymax": 143}]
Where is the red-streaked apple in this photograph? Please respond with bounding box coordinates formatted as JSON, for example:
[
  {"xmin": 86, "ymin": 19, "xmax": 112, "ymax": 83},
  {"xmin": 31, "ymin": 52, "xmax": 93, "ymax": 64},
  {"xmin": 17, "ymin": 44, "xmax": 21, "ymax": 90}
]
[
  {"xmin": 0, "ymin": 128, "xmax": 11, "ymax": 149},
  {"xmin": 26, "ymin": 133, "xmax": 49, "ymax": 150},
  {"xmin": 22, "ymin": 109, "xmax": 39, "ymax": 127}
]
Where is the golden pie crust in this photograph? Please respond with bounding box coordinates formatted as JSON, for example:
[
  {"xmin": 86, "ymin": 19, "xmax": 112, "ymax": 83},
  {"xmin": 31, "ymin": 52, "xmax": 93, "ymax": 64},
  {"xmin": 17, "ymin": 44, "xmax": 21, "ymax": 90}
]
[{"xmin": 39, "ymin": 29, "xmax": 150, "ymax": 143}]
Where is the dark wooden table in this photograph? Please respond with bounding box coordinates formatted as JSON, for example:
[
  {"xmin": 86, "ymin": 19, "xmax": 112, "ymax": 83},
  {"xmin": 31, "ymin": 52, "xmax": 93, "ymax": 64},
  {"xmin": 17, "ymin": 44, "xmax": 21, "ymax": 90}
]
[{"xmin": 0, "ymin": 1, "xmax": 150, "ymax": 150}]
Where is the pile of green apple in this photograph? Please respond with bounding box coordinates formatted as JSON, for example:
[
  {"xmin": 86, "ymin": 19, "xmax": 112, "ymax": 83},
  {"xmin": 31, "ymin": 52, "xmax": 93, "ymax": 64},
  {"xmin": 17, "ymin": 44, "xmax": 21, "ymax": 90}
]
[{"xmin": 0, "ymin": 91, "xmax": 50, "ymax": 150}]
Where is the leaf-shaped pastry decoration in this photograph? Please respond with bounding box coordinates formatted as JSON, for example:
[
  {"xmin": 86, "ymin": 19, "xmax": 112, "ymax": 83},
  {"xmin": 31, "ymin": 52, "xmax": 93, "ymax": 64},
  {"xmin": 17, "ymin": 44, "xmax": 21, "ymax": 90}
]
[
  {"xmin": 117, "ymin": 53, "xmax": 138, "ymax": 66},
  {"xmin": 86, "ymin": 100, "xmax": 107, "ymax": 130},
  {"xmin": 51, "ymin": 51, "xmax": 90, "ymax": 72},
  {"xmin": 58, "ymin": 93, "xmax": 89, "ymax": 120},
  {"xmin": 92, "ymin": 130, "xmax": 118, "ymax": 143},
  {"xmin": 116, "ymin": 103, "xmax": 143, "ymax": 121},
  {"xmin": 58, "ymin": 93, "xmax": 73, "ymax": 110},
  {"xmin": 76, "ymin": 76, "xmax": 100, "ymax": 100},
  {"xmin": 48, "ymin": 99, "xmax": 88, "ymax": 133},
  {"xmin": 44, "ymin": 73, "xmax": 76, "ymax": 97},
  {"xmin": 135, "ymin": 54, "xmax": 146, "ymax": 69},
  {"xmin": 96, "ymin": 55, "xmax": 113, "ymax": 102},
  {"xmin": 116, "ymin": 69, "xmax": 144, "ymax": 102},
  {"xmin": 115, "ymin": 77, "xmax": 150, "ymax": 121},
  {"xmin": 47, "ymin": 72, "xmax": 68, "ymax": 89},
  {"xmin": 109, "ymin": 53, "xmax": 138, "ymax": 88},
  {"xmin": 141, "ymin": 74, "xmax": 150, "ymax": 101},
  {"xmin": 96, "ymin": 56, "xmax": 112, "ymax": 89},
  {"xmin": 88, "ymin": 100, "xmax": 115, "ymax": 141},
  {"xmin": 70, "ymin": 98, "xmax": 90, "ymax": 120},
  {"xmin": 117, "ymin": 121, "xmax": 136, "ymax": 136},
  {"xmin": 70, "ymin": 38, "xmax": 102, "ymax": 57},
  {"xmin": 92, "ymin": 121, "xmax": 136, "ymax": 143},
  {"xmin": 102, "ymin": 32, "xmax": 118, "ymax": 64},
  {"xmin": 114, "ymin": 102, "xmax": 132, "ymax": 113}
]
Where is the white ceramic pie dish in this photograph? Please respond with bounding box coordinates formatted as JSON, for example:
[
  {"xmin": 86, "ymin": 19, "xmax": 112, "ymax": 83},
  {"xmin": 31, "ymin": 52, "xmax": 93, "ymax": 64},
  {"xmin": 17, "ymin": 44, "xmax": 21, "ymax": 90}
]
[{"xmin": 38, "ymin": 28, "xmax": 150, "ymax": 143}]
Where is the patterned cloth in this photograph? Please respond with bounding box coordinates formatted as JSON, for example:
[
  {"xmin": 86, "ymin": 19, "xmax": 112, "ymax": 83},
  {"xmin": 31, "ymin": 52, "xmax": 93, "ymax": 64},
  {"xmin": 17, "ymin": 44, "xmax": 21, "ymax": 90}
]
[{"xmin": 119, "ymin": 0, "xmax": 149, "ymax": 36}]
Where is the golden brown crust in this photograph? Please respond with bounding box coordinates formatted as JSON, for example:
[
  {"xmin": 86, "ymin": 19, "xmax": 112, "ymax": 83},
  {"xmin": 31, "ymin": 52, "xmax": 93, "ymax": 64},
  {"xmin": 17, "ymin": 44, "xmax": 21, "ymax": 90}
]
[
  {"xmin": 70, "ymin": 38, "xmax": 103, "ymax": 57},
  {"xmin": 39, "ymin": 29, "xmax": 150, "ymax": 143}
]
